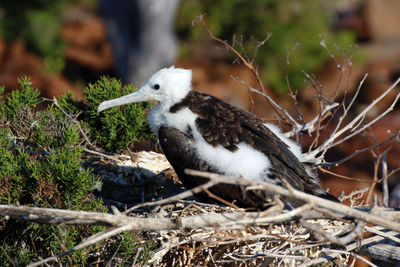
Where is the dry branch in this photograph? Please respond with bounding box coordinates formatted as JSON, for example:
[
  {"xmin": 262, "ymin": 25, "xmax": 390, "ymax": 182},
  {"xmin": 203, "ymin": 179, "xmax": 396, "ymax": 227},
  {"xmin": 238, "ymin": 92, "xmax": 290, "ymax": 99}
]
[
  {"xmin": 0, "ymin": 203, "xmax": 314, "ymax": 230},
  {"xmin": 2, "ymin": 167, "xmax": 400, "ymax": 266},
  {"xmin": 194, "ymin": 16, "xmax": 297, "ymax": 124},
  {"xmin": 185, "ymin": 170, "xmax": 400, "ymax": 231},
  {"xmin": 309, "ymin": 76, "xmax": 400, "ymax": 165}
]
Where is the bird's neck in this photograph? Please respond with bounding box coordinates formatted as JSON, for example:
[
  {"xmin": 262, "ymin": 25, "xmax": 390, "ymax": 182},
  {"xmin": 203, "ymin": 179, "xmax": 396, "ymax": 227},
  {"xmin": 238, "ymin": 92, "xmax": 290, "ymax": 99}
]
[
  {"xmin": 148, "ymin": 104, "xmax": 164, "ymax": 136},
  {"xmin": 147, "ymin": 92, "xmax": 197, "ymax": 138},
  {"xmin": 161, "ymin": 87, "xmax": 192, "ymax": 111}
]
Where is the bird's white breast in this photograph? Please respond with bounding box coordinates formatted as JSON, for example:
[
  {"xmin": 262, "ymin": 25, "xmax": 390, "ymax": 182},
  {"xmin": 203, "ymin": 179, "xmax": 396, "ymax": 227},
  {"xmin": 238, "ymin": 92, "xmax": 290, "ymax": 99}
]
[
  {"xmin": 194, "ymin": 139, "xmax": 271, "ymax": 181},
  {"xmin": 164, "ymin": 107, "xmax": 198, "ymax": 133},
  {"xmin": 152, "ymin": 107, "xmax": 272, "ymax": 181}
]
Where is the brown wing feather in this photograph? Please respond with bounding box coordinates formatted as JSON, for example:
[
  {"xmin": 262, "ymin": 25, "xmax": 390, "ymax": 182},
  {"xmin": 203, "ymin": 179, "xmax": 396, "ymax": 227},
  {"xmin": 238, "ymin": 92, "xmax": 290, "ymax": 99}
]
[{"xmin": 169, "ymin": 91, "xmax": 338, "ymax": 202}]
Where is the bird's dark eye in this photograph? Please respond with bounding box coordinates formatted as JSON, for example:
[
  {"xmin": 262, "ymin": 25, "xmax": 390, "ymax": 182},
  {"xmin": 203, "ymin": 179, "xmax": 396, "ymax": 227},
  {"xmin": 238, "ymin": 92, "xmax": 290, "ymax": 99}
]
[{"xmin": 152, "ymin": 84, "xmax": 160, "ymax": 90}]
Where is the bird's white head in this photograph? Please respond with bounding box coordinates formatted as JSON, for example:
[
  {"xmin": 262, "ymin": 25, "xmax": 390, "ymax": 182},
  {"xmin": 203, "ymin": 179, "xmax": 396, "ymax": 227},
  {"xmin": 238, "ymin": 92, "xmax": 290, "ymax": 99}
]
[{"xmin": 97, "ymin": 66, "xmax": 193, "ymax": 113}]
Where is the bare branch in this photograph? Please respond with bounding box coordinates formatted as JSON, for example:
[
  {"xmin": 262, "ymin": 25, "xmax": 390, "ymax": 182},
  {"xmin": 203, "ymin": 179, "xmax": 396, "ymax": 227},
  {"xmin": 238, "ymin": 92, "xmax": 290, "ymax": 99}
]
[
  {"xmin": 251, "ymin": 33, "xmax": 272, "ymax": 64},
  {"xmin": 82, "ymin": 147, "xmax": 124, "ymax": 164},
  {"xmin": 365, "ymin": 226, "xmax": 400, "ymax": 245},
  {"xmin": 381, "ymin": 153, "xmax": 389, "ymax": 207},
  {"xmin": 185, "ymin": 170, "xmax": 400, "ymax": 232},
  {"xmin": 319, "ymin": 168, "xmax": 380, "ymax": 183},
  {"xmin": 332, "ymin": 73, "xmax": 367, "ymax": 140},
  {"xmin": 231, "ymin": 76, "xmax": 300, "ymax": 128},
  {"xmin": 320, "ymin": 131, "xmax": 400, "ymax": 167},
  {"xmin": 193, "ymin": 16, "xmax": 294, "ymax": 125},
  {"xmin": 366, "ymin": 153, "xmax": 384, "ymax": 203},
  {"xmin": 309, "ymin": 77, "xmax": 400, "ymax": 164},
  {"xmin": 0, "ymin": 203, "xmax": 317, "ymax": 230},
  {"xmin": 290, "ymin": 102, "xmax": 339, "ymax": 139},
  {"xmin": 124, "ymin": 180, "xmax": 218, "ymax": 213}
]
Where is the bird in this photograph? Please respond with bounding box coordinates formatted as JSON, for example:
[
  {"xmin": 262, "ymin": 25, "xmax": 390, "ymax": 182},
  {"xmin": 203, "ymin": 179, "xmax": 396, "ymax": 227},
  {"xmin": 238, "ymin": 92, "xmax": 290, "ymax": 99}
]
[{"xmin": 98, "ymin": 66, "xmax": 338, "ymax": 208}]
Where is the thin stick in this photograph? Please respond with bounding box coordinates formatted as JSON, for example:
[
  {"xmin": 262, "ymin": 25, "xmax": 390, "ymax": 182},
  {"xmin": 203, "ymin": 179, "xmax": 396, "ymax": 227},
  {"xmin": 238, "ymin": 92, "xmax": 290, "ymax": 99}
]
[
  {"xmin": 318, "ymin": 168, "xmax": 381, "ymax": 183},
  {"xmin": 381, "ymin": 153, "xmax": 389, "ymax": 207},
  {"xmin": 320, "ymin": 131, "xmax": 400, "ymax": 167},
  {"xmin": 82, "ymin": 147, "xmax": 124, "ymax": 164},
  {"xmin": 124, "ymin": 180, "xmax": 218, "ymax": 213},
  {"xmin": 366, "ymin": 154, "xmax": 383, "ymax": 203},
  {"xmin": 232, "ymin": 76, "xmax": 300, "ymax": 128},
  {"xmin": 365, "ymin": 226, "xmax": 400, "ymax": 245},
  {"xmin": 195, "ymin": 17, "xmax": 291, "ymax": 124},
  {"xmin": 203, "ymin": 188, "xmax": 240, "ymax": 209}
]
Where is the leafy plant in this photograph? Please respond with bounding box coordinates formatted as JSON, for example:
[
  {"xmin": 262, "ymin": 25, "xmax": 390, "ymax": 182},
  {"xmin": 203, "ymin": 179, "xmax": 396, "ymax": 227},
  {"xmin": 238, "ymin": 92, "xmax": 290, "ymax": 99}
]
[
  {"xmin": 0, "ymin": 78, "xmax": 154, "ymax": 265},
  {"xmin": 59, "ymin": 76, "xmax": 156, "ymax": 151},
  {"xmin": 3, "ymin": 77, "xmax": 41, "ymax": 120},
  {"xmin": 0, "ymin": 0, "xmax": 69, "ymax": 73},
  {"xmin": 0, "ymin": 0, "xmax": 97, "ymax": 74}
]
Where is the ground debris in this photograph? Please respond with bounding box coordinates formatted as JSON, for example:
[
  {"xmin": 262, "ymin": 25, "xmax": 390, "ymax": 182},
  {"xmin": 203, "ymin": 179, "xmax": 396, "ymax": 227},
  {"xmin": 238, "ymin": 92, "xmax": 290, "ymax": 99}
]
[
  {"xmin": 85, "ymin": 150, "xmax": 183, "ymax": 206},
  {"xmin": 88, "ymin": 151, "xmax": 358, "ymax": 266}
]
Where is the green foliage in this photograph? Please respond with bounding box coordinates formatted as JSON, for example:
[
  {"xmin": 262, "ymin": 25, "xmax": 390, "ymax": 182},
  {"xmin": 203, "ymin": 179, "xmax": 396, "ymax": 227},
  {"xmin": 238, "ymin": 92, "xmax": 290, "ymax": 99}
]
[
  {"xmin": 0, "ymin": 0, "xmax": 68, "ymax": 73},
  {"xmin": 59, "ymin": 76, "xmax": 156, "ymax": 151},
  {"xmin": 0, "ymin": 0, "xmax": 97, "ymax": 74},
  {"xmin": 0, "ymin": 78, "xmax": 154, "ymax": 265},
  {"xmin": 176, "ymin": 0, "xmax": 356, "ymax": 92},
  {"xmin": 3, "ymin": 77, "xmax": 41, "ymax": 120}
]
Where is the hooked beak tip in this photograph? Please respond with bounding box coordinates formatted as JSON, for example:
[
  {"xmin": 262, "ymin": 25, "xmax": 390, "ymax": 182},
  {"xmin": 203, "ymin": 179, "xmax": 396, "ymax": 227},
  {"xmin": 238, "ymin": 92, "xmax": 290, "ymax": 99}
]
[{"xmin": 97, "ymin": 103, "xmax": 105, "ymax": 114}]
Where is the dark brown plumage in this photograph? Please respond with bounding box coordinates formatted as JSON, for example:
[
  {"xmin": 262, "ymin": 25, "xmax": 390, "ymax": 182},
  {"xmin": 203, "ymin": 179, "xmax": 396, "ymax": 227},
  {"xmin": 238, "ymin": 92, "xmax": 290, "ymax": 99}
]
[{"xmin": 163, "ymin": 91, "xmax": 338, "ymax": 207}]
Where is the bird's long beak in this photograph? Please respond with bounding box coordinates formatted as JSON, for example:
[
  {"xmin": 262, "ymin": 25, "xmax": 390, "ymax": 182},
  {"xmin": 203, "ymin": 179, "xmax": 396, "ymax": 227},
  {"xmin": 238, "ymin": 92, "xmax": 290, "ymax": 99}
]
[{"xmin": 97, "ymin": 89, "xmax": 149, "ymax": 114}]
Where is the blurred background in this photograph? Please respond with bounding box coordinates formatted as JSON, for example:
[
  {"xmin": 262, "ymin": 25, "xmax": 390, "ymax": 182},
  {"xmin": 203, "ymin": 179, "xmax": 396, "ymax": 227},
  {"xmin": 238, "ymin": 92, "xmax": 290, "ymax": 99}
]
[{"xmin": 0, "ymin": 0, "xmax": 399, "ymax": 205}]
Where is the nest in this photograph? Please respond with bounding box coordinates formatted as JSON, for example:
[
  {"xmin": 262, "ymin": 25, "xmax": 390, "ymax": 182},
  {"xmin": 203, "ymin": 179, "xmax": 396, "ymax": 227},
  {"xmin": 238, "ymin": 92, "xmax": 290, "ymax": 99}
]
[
  {"xmin": 85, "ymin": 150, "xmax": 399, "ymax": 266},
  {"xmin": 2, "ymin": 150, "xmax": 400, "ymax": 267},
  {"xmin": 150, "ymin": 202, "xmax": 350, "ymax": 266}
]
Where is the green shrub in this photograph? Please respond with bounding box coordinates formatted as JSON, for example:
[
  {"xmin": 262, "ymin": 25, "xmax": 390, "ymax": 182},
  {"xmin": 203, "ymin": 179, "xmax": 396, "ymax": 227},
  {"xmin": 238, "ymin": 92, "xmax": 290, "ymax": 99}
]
[
  {"xmin": 3, "ymin": 77, "xmax": 41, "ymax": 120},
  {"xmin": 0, "ymin": 78, "xmax": 154, "ymax": 265},
  {"xmin": 0, "ymin": 1, "xmax": 69, "ymax": 74},
  {"xmin": 176, "ymin": 0, "xmax": 356, "ymax": 92},
  {"xmin": 0, "ymin": 0, "xmax": 97, "ymax": 74},
  {"xmin": 59, "ymin": 76, "xmax": 156, "ymax": 151}
]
